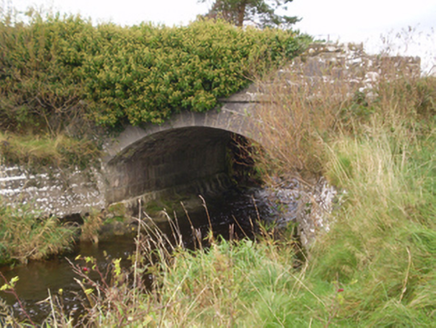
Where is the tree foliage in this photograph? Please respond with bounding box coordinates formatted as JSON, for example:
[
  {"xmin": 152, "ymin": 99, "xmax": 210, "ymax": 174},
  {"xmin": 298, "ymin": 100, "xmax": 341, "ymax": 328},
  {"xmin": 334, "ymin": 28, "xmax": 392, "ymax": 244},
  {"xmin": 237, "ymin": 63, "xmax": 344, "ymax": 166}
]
[
  {"xmin": 0, "ymin": 13, "xmax": 310, "ymax": 132},
  {"xmin": 201, "ymin": 0, "xmax": 300, "ymax": 28}
]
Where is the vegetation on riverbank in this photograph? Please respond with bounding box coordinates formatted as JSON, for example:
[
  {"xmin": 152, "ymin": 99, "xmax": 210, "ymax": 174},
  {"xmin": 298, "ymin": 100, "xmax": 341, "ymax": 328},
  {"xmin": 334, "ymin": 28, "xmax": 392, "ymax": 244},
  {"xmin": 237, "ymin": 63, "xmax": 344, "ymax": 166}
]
[{"xmin": 0, "ymin": 204, "xmax": 77, "ymax": 265}]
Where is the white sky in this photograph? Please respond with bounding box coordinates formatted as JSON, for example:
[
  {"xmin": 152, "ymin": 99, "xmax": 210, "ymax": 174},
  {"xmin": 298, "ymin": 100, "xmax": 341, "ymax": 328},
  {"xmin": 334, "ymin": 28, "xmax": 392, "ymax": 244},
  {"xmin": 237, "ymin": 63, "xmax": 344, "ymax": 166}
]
[{"xmin": 7, "ymin": 0, "xmax": 436, "ymax": 72}]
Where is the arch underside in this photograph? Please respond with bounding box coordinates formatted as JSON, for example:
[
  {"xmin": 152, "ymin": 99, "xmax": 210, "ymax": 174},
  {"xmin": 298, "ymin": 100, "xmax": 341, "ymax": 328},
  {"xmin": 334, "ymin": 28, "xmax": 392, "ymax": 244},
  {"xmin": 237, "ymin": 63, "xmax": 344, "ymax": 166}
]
[{"xmin": 105, "ymin": 126, "xmax": 254, "ymax": 206}]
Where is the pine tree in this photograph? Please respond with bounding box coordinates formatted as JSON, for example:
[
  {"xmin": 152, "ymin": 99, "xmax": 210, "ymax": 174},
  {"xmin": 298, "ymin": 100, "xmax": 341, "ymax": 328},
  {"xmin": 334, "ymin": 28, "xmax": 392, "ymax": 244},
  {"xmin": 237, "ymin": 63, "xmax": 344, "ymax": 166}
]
[{"xmin": 200, "ymin": 0, "xmax": 300, "ymax": 28}]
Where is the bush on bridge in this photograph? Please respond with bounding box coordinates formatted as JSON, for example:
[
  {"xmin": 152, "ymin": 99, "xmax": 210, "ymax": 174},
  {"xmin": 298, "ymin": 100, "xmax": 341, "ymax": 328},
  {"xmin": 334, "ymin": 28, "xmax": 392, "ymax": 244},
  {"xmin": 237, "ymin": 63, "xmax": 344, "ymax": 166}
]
[{"xmin": 0, "ymin": 13, "xmax": 311, "ymax": 132}]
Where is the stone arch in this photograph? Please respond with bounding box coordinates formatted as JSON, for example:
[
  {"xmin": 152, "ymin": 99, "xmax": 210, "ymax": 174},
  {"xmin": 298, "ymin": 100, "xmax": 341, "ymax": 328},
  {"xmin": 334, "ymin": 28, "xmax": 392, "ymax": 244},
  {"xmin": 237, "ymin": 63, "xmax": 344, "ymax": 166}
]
[{"xmin": 103, "ymin": 99, "xmax": 262, "ymax": 206}]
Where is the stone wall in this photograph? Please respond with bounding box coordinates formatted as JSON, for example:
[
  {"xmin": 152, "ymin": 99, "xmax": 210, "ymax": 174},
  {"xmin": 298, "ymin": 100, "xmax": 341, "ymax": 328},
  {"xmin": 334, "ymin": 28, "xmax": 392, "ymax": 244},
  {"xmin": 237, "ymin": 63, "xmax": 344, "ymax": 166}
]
[
  {"xmin": 0, "ymin": 164, "xmax": 105, "ymax": 217},
  {"xmin": 255, "ymin": 177, "xmax": 337, "ymax": 249},
  {"xmin": 289, "ymin": 43, "xmax": 420, "ymax": 89}
]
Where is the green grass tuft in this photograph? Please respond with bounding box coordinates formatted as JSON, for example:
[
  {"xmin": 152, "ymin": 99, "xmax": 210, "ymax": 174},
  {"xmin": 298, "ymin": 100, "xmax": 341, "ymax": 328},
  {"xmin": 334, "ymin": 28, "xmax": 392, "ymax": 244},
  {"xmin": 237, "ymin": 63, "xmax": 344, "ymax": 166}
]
[{"xmin": 0, "ymin": 204, "xmax": 77, "ymax": 265}]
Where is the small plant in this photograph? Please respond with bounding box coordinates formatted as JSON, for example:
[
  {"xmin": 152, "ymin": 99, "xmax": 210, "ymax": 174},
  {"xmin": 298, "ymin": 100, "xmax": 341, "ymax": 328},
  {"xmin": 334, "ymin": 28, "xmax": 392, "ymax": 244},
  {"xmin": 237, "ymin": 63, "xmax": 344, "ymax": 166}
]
[
  {"xmin": 64, "ymin": 255, "xmax": 153, "ymax": 327},
  {"xmin": 80, "ymin": 209, "xmax": 104, "ymax": 244},
  {"xmin": 0, "ymin": 273, "xmax": 37, "ymax": 327}
]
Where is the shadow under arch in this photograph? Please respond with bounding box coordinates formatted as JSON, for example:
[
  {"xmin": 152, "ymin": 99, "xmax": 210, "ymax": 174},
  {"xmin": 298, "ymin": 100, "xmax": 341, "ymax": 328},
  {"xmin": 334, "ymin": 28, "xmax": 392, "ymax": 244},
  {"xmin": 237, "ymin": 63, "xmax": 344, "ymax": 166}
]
[{"xmin": 104, "ymin": 126, "xmax": 262, "ymax": 209}]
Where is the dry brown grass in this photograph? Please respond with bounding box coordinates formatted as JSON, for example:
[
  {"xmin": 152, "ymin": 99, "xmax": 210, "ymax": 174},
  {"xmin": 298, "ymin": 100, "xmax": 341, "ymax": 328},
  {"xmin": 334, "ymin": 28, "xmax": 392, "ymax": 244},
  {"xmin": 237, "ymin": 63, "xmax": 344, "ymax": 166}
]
[
  {"xmin": 252, "ymin": 45, "xmax": 433, "ymax": 182},
  {"xmin": 253, "ymin": 58, "xmax": 356, "ymax": 179}
]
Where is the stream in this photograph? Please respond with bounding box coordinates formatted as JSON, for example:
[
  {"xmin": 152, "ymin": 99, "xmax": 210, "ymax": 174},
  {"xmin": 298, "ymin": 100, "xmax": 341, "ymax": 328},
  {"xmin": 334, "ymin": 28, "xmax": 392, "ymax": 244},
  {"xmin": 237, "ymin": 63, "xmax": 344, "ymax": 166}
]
[{"xmin": 0, "ymin": 188, "xmax": 273, "ymax": 324}]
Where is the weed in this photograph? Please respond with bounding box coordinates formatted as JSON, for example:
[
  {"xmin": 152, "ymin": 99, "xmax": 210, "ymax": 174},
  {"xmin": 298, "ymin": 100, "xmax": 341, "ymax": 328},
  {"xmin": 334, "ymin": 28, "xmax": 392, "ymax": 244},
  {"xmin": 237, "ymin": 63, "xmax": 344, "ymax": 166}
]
[
  {"xmin": 79, "ymin": 209, "xmax": 103, "ymax": 244},
  {"xmin": 0, "ymin": 273, "xmax": 37, "ymax": 327}
]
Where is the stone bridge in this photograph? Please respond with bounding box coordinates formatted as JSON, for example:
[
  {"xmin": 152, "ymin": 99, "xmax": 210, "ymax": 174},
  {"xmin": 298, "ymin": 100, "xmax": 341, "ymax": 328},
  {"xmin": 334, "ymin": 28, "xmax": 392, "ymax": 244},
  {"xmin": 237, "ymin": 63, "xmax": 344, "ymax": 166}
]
[
  {"xmin": 102, "ymin": 90, "xmax": 262, "ymax": 207},
  {"xmin": 0, "ymin": 43, "xmax": 420, "ymax": 217}
]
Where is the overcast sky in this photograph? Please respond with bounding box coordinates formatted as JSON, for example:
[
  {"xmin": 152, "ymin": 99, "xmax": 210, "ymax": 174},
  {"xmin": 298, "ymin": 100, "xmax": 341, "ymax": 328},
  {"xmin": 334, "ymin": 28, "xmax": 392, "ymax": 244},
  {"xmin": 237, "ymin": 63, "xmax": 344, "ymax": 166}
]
[{"xmin": 8, "ymin": 0, "xmax": 436, "ymax": 72}]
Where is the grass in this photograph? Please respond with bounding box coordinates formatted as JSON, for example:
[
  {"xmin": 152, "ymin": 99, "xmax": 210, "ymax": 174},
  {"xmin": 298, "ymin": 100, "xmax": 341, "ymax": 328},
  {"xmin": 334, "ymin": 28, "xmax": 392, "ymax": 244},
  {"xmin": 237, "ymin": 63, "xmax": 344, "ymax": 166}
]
[
  {"xmin": 0, "ymin": 132, "xmax": 101, "ymax": 169},
  {"xmin": 251, "ymin": 54, "xmax": 436, "ymax": 325},
  {"xmin": 251, "ymin": 54, "xmax": 351, "ymax": 179},
  {"xmin": 79, "ymin": 209, "xmax": 104, "ymax": 244},
  {"xmin": 152, "ymin": 229, "xmax": 311, "ymax": 327},
  {"xmin": 0, "ymin": 132, "xmax": 99, "ymax": 264},
  {"xmin": 0, "ymin": 154, "xmax": 78, "ymax": 266},
  {"xmin": 0, "ymin": 204, "xmax": 77, "ymax": 265}
]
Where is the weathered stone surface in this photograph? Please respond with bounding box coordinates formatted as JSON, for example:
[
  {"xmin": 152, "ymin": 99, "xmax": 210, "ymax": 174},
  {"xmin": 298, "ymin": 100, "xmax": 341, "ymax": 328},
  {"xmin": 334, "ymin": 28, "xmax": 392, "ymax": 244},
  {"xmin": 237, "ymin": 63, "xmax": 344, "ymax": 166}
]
[
  {"xmin": 255, "ymin": 176, "xmax": 337, "ymax": 248},
  {"xmin": 0, "ymin": 165, "xmax": 105, "ymax": 217},
  {"xmin": 295, "ymin": 178, "xmax": 338, "ymax": 248},
  {"xmin": 104, "ymin": 126, "xmax": 234, "ymax": 206}
]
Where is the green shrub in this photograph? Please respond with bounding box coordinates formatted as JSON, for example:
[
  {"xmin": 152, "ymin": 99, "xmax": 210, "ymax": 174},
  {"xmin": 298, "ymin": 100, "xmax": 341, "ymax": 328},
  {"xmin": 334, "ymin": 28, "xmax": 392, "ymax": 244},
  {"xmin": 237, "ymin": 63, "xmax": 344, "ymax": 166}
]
[{"xmin": 0, "ymin": 14, "xmax": 310, "ymax": 132}]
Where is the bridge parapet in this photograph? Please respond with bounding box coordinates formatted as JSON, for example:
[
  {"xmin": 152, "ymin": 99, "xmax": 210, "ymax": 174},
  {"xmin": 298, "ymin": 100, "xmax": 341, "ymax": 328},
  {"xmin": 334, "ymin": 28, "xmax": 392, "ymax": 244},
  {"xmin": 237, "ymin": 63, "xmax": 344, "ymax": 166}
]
[{"xmin": 277, "ymin": 43, "xmax": 420, "ymax": 93}]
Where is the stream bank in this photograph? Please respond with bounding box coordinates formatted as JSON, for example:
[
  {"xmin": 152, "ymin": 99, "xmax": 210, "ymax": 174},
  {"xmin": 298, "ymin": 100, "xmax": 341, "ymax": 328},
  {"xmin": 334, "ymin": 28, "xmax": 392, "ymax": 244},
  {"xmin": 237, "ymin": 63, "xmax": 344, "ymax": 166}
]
[{"xmin": 0, "ymin": 175, "xmax": 337, "ymax": 324}]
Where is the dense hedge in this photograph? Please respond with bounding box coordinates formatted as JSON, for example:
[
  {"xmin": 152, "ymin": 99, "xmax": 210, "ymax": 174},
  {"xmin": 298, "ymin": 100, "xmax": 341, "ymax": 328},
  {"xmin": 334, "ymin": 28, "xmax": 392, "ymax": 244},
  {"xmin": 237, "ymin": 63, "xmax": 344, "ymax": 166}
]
[{"xmin": 0, "ymin": 14, "xmax": 310, "ymax": 131}]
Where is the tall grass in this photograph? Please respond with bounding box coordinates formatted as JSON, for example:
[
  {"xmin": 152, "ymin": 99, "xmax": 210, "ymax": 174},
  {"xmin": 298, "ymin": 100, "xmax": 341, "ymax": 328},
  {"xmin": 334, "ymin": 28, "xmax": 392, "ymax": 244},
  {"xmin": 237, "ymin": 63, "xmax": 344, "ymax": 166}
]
[
  {"xmin": 251, "ymin": 51, "xmax": 436, "ymax": 325},
  {"xmin": 310, "ymin": 127, "xmax": 436, "ymax": 326},
  {"xmin": 0, "ymin": 153, "xmax": 77, "ymax": 264},
  {"xmin": 307, "ymin": 75, "xmax": 436, "ymax": 326},
  {"xmin": 252, "ymin": 54, "xmax": 355, "ymax": 179}
]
